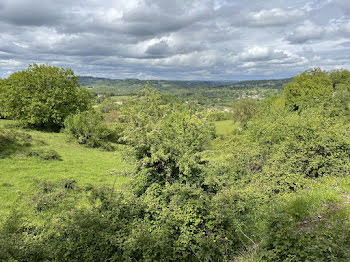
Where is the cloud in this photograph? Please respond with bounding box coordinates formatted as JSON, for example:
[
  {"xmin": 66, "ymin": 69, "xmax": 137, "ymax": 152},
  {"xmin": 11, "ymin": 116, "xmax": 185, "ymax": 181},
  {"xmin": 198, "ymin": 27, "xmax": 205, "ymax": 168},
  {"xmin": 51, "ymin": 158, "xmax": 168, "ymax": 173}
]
[
  {"xmin": 0, "ymin": 0, "xmax": 350, "ymax": 80},
  {"xmin": 286, "ymin": 20, "xmax": 325, "ymax": 43},
  {"xmin": 286, "ymin": 18, "xmax": 350, "ymax": 44},
  {"xmin": 246, "ymin": 8, "xmax": 306, "ymax": 27},
  {"xmin": 332, "ymin": 0, "xmax": 350, "ymax": 14}
]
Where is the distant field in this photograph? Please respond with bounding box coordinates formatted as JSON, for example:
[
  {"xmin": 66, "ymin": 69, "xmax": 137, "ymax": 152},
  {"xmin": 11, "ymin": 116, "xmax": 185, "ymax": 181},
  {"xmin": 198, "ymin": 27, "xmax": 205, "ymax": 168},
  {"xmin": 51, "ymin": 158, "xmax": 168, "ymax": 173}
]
[
  {"xmin": 214, "ymin": 120, "xmax": 238, "ymax": 136},
  {"xmin": 0, "ymin": 120, "xmax": 129, "ymax": 218}
]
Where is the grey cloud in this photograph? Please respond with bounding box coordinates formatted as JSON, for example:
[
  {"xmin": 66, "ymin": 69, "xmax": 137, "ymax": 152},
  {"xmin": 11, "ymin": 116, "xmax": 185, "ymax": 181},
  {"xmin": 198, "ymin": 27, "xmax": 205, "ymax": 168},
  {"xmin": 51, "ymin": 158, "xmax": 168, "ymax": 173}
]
[
  {"xmin": 333, "ymin": 0, "xmax": 350, "ymax": 14},
  {"xmin": 145, "ymin": 41, "xmax": 172, "ymax": 57},
  {"xmin": 286, "ymin": 20, "xmax": 325, "ymax": 43},
  {"xmin": 0, "ymin": 0, "xmax": 67, "ymax": 26},
  {"xmin": 0, "ymin": 0, "xmax": 350, "ymax": 80}
]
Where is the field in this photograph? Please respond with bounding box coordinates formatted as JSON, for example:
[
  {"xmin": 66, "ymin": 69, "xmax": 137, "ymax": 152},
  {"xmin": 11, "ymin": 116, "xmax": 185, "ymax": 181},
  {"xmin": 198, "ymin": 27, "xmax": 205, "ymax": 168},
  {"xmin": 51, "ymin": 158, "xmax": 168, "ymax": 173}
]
[
  {"xmin": 0, "ymin": 120, "xmax": 129, "ymax": 218},
  {"xmin": 214, "ymin": 120, "xmax": 238, "ymax": 136}
]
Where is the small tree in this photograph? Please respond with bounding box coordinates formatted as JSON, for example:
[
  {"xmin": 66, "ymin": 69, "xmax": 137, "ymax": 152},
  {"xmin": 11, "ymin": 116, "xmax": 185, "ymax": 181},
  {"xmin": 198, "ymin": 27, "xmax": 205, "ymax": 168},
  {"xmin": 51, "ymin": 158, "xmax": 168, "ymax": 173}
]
[
  {"xmin": 0, "ymin": 64, "xmax": 93, "ymax": 129},
  {"xmin": 232, "ymin": 98, "xmax": 258, "ymax": 125}
]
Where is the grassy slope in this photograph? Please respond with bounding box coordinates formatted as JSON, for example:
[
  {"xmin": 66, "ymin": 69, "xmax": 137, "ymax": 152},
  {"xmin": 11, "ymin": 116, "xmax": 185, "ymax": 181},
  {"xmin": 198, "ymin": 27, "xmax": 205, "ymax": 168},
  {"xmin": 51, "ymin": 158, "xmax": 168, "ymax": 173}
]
[
  {"xmin": 0, "ymin": 120, "xmax": 129, "ymax": 218},
  {"xmin": 214, "ymin": 120, "xmax": 238, "ymax": 136}
]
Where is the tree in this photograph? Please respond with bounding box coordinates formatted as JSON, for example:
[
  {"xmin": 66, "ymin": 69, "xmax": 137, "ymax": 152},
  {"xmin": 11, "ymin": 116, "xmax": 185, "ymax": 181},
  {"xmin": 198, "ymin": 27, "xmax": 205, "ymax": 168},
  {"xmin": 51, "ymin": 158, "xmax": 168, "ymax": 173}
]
[
  {"xmin": 0, "ymin": 64, "xmax": 93, "ymax": 129},
  {"xmin": 232, "ymin": 98, "xmax": 258, "ymax": 125},
  {"xmin": 329, "ymin": 69, "xmax": 350, "ymax": 91},
  {"xmin": 283, "ymin": 68, "xmax": 333, "ymax": 110}
]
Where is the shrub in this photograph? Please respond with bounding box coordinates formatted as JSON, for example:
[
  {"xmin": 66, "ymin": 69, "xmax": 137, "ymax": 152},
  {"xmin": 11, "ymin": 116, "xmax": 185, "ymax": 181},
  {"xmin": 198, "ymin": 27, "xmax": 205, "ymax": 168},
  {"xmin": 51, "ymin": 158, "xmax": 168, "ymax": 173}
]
[
  {"xmin": 24, "ymin": 149, "xmax": 61, "ymax": 161},
  {"xmin": 64, "ymin": 110, "xmax": 117, "ymax": 150},
  {"xmin": 260, "ymin": 191, "xmax": 350, "ymax": 261}
]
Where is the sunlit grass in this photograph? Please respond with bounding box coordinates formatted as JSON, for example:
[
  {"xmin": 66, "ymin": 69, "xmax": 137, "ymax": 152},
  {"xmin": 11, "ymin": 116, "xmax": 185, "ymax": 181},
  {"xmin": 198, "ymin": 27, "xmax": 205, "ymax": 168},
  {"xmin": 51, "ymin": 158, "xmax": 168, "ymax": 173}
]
[{"xmin": 0, "ymin": 120, "xmax": 129, "ymax": 218}]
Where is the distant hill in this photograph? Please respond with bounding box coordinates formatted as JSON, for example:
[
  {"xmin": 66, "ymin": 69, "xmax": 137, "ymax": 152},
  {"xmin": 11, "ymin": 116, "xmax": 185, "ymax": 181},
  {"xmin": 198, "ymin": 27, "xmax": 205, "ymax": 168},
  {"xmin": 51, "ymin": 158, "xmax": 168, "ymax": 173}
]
[
  {"xmin": 79, "ymin": 76, "xmax": 240, "ymax": 95},
  {"xmin": 79, "ymin": 76, "xmax": 291, "ymax": 95},
  {"xmin": 79, "ymin": 76, "xmax": 293, "ymax": 106}
]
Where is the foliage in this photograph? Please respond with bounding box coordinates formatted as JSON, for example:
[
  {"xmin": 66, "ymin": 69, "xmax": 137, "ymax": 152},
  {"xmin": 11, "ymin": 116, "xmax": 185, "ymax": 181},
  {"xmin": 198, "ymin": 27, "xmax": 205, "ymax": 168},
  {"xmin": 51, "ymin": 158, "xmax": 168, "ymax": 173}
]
[
  {"xmin": 24, "ymin": 149, "xmax": 61, "ymax": 161},
  {"xmin": 207, "ymin": 111, "xmax": 233, "ymax": 121},
  {"xmin": 283, "ymin": 68, "xmax": 335, "ymax": 110},
  {"xmin": 0, "ymin": 68, "xmax": 350, "ymax": 261},
  {"xmin": 98, "ymin": 98, "xmax": 118, "ymax": 113},
  {"xmin": 232, "ymin": 98, "xmax": 258, "ymax": 125},
  {"xmin": 64, "ymin": 110, "xmax": 117, "ymax": 150},
  {"xmin": 0, "ymin": 128, "xmax": 32, "ymax": 158},
  {"xmin": 116, "ymin": 87, "xmax": 214, "ymax": 192},
  {"xmin": 0, "ymin": 64, "xmax": 93, "ymax": 129},
  {"xmin": 260, "ymin": 190, "xmax": 350, "ymax": 261}
]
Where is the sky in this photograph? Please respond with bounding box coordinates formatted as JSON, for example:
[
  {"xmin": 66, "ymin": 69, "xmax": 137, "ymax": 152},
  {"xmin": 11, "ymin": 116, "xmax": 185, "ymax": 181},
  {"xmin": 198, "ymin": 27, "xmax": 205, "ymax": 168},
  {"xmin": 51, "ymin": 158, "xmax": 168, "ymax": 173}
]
[{"xmin": 1, "ymin": 0, "xmax": 350, "ymax": 80}]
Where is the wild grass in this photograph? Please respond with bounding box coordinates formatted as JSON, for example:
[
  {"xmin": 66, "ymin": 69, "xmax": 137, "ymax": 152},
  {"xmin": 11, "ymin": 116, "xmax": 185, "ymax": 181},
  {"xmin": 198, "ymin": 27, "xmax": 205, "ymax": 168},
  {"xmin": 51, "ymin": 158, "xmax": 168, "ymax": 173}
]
[
  {"xmin": 0, "ymin": 119, "xmax": 129, "ymax": 218},
  {"xmin": 214, "ymin": 119, "xmax": 239, "ymax": 136}
]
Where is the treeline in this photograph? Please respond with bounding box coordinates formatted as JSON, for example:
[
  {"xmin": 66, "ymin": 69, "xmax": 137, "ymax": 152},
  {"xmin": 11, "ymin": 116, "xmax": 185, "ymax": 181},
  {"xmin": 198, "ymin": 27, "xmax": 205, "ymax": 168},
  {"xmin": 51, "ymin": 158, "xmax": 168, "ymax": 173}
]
[{"xmin": 0, "ymin": 65, "xmax": 350, "ymax": 261}]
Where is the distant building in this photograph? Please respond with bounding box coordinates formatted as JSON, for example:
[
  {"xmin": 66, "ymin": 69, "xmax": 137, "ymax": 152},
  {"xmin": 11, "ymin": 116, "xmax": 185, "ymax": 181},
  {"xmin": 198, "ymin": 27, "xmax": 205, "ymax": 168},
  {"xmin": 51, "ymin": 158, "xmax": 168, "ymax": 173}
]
[{"xmin": 115, "ymin": 101, "xmax": 123, "ymax": 105}]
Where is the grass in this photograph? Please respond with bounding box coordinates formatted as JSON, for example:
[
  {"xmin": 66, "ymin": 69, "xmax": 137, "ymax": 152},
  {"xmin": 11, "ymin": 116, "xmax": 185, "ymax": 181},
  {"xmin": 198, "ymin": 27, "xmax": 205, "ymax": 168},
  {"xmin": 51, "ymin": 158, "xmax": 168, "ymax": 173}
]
[
  {"xmin": 0, "ymin": 120, "xmax": 129, "ymax": 218},
  {"xmin": 214, "ymin": 120, "xmax": 239, "ymax": 136}
]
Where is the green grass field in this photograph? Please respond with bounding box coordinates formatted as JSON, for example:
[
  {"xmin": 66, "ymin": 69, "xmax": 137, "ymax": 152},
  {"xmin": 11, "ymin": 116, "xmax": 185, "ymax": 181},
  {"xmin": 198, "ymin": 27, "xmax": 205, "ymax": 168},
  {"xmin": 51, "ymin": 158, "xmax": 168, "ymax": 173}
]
[
  {"xmin": 0, "ymin": 120, "xmax": 129, "ymax": 218},
  {"xmin": 214, "ymin": 120, "xmax": 238, "ymax": 136}
]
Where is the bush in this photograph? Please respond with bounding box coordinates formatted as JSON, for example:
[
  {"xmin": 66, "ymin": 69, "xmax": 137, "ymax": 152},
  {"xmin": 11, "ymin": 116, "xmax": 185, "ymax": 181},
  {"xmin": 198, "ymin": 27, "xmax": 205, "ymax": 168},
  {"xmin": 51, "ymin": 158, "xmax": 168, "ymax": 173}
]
[
  {"xmin": 232, "ymin": 98, "xmax": 258, "ymax": 126},
  {"xmin": 260, "ymin": 191, "xmax": 350, "ymax": 261},
  {"xmin": 64, "ymin": 110, "xmax": 117, "ymax": 150},
  {"xmin": 98, "ymin": 99, "xmax": 118, "ymax": 113},
  {"xmin": 207, "ymin": 111, "xmax": 233, "ymax": 121},
  {"xmin": 117, "ymin": 87, "xmax": 214, "ymax": 192}
]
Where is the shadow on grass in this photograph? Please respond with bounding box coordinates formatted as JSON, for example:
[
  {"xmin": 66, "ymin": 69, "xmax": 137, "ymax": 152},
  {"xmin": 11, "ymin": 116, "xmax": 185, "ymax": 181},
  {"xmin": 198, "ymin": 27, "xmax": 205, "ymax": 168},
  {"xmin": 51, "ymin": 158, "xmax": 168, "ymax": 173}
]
[
  {"xmin": 0, "ymin": 130, "xmax": 32, "ymax": 159},
  {"xmin": 0, "ymin": 129, "xmax": 61, "ymax": 160}
]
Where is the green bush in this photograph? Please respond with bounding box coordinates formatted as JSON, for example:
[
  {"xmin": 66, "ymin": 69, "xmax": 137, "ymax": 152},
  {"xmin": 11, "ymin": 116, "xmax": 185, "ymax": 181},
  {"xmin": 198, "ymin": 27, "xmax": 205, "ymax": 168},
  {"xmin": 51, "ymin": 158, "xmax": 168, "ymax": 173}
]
[
  {"xmin": 64, "ymin": 110, "xmax": 117, "ymax": 150},
  {"xmin": 207, "ymin": 111, "xmax": 233, "ymax": 121},
  {"xmin": 260, "ymin": 191, "xmax": 350, "ymax": 261}
]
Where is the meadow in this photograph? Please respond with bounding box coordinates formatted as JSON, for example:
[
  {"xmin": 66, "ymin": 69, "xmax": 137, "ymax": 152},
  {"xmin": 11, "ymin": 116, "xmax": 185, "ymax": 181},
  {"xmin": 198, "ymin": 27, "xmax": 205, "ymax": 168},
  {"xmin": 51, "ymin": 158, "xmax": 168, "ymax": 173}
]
[{"xmin": 0, "ymin": 119, "xmax": 129, "ymax": 218}]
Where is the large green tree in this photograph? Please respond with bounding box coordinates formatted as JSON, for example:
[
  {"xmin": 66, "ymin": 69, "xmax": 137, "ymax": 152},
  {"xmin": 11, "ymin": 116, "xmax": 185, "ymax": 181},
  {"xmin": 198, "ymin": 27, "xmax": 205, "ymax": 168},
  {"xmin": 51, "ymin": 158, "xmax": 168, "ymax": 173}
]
[{"xmin": 0, "ymin": 64, "xmax": 92, "ymax": 128}]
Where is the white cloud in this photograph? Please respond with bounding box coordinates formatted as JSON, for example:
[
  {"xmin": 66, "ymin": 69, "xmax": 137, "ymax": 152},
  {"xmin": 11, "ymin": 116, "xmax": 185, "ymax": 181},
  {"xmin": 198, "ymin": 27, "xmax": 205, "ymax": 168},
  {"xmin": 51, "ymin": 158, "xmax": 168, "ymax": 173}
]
[{"xmin": 247, "ymin": 8, "xmax": 306, "ymax": 27}]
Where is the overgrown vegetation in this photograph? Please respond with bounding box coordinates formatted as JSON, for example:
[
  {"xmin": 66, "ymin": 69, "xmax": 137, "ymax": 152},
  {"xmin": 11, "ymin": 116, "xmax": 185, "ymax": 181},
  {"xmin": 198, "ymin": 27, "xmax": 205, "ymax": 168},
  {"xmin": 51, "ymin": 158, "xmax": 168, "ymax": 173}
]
[
  {"xmin": 64, "ymin": 110, "xmax": 117, "ymax": 150},
  {"xmin": 0, "ymin": 67, "xmax": 350, "ymax": 261}
]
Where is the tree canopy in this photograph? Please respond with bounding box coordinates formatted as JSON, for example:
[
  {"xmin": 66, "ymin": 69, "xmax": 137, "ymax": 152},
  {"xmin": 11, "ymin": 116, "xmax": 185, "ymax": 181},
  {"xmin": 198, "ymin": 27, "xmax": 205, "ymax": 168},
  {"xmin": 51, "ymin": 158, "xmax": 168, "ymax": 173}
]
[{"xmin": 0, "ymin": 64, "xmax": 92, "ymax": 129}]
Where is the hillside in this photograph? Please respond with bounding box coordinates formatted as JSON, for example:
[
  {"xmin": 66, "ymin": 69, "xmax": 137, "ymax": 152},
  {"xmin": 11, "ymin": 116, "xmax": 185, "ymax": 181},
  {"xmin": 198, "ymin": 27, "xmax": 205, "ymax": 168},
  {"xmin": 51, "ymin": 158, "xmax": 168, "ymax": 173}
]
[{"xmin": 80, "ymin": 76, "xmax": 291, "ymax": 106}]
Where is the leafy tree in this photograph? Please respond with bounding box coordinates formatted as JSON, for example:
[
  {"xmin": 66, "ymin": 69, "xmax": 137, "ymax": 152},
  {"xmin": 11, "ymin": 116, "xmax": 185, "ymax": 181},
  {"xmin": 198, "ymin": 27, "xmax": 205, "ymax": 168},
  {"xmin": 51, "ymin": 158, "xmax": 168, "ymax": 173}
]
[
  {"xmin": 283, "ymin": 68, "xmax": 333, "ymax": 110},
  {"xmin": 0, "ymin": 64, "xmax": 93, "ymax": 129},
  {"xmin": 329, "ymin": 69, "xmax": 350, "ymax": 91},
  {"xmin": 232, "ymin": 98, "xmax": 258, "ymax": 125}
]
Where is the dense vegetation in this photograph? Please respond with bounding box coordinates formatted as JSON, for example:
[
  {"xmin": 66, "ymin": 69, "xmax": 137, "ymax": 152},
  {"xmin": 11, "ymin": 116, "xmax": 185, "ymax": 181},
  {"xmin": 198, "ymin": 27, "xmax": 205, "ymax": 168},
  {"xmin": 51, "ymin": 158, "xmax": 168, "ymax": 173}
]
[{"xmin": 0, "ymin": 66, "xmax": 349, "ymax": 261}]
